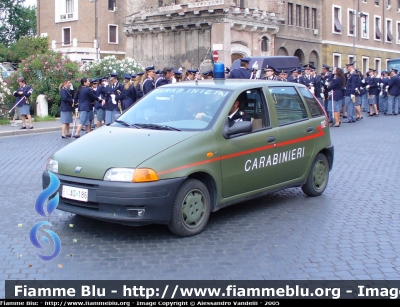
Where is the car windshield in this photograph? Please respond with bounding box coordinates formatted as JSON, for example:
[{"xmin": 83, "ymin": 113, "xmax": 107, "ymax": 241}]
[{"xmin": 115, "ymin": 86, "xmax": 232, "ymax": 130}]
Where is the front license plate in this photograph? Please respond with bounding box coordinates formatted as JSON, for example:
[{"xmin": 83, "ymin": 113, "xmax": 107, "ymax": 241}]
[{"xmin": 62, "ymin": 185, "xmax": 88, "ymax": 202}]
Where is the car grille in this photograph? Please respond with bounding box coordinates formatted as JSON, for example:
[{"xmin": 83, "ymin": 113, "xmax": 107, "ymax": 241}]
[
  {"xmin": 61, "ymin": 198, "xmax": 100, "ymax": 210},
  {"xmin": 60, "ymin": 179, "xmax": 99, "ymax": 189}
]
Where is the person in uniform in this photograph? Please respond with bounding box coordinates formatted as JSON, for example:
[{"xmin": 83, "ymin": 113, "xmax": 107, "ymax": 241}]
[
  {"xmin": 73, "ymin": 77, "xmax": 104, "ymax": 138},
  {"xmin": 227, "ymin": 58, "xmax": 252, "ymax": 79},
  {"xmin": 13, "ymin": 77, "xmax": 33, "ymax": 129},
  {"xmin": 380, "ymin": 70, "xmax": 390, "ymax": 115},
  {"xmin": 104, "ymin": 73, "xmax": 125, "ymax": 125},
  {"xmin": 386, "ymin": 68, "xmax": 400, "ymax": 115},
  {"xmin": 95, "ymin": 76, "xmax": 107, "ymax": 128},
  {"xmin": 277, "ymin": 70, "xmax": 287, "ymax": 81},
  {"xmin": 366, "ymin": 68, "xmax": 379, "ymax": 116},
  {"xmin": 263, "ymin": 66, "xmax": 277, "ymax": 80},
  {"xmin": 299, "ymin": 64, "xmax": 316, "ymax": 94},
  {"xmin": 202, "ymin": 70, "xmax": 214, "ymax": 79},
  {"xmin": 327, "ymin": 67, "xmax": 346, "ymax": 127},
  {"xmin": 288, "ymin": 68, "xmax": 299, "ymax": 83},
  {"xmin": 228, "ymin": 95, "xmax": 251, "ymax": 127},
  {"xmin": 342, "ymin": 62, "xmax": 359, "ymax": 122},
  {"xmin": 87, "ymin": 78, "xmax": 99, "ymax": 130},
  {"xmin": 172, "ymin": 68, "xmax": 183, "ymax": 83},
  {"xmin": 155, "ymin": 67, "xmax": 174, "ymax": 88},
  {"xmin": 353, "ymin": 69, "xmax": 363, "ymax": 121},
  {"xmin": 122, "ymin": 73, "xmax": 137, "ymax": 111},
  {"xmin": 140, "ymin": 66, "xmax": 156, "ymax": 96},
  {"xmin": 183, "ymin": 69, "xmax": 197, "ymax": 81},
  {"xmin": 59, "ymin": 80, "xmax": 73, "ymax": 138},
  {"xmin": 135, "ymin": 72, "xmax": 144, "ymax": 99}
]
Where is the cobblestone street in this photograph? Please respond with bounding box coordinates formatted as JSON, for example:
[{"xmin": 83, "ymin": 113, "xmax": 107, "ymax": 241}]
[{"xmin": 1, "ymin": 115, "xmax": 400, "ymax": 297}]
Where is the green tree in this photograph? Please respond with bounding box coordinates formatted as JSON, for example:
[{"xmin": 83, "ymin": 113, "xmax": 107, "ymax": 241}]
[
  {"xmin": 8, "ymin": 36, "xmax": 49, "ymax": 63},
  {"xmin": 0, "ymin": 0, "xmax": 36, "ymax": 47},
  {"xmin": 0, "ymin": 43, "xmax": 10, "ymax": 62}
]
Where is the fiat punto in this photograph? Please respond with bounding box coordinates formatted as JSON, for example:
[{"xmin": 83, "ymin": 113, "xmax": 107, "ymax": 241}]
[{"xmin": 43, "ymin": 80, "xmax": 334, "ymax": 236}]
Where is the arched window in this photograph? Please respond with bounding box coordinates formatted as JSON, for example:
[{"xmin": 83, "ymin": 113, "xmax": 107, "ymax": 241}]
[{"xmin": 261, "ymin": 36, "xmax": 268, "ymax": 52}]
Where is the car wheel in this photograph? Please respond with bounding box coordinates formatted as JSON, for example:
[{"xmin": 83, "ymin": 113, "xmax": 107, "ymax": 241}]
[
  {"xmin": 168, "ymin": 179, "xmax": 211, "ymax": 237},
  {"xmin": 302, "ymin": 153, "xmax": 329, "ymax": 197}
]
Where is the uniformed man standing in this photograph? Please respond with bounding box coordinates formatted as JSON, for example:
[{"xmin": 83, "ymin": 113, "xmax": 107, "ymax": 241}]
[
  {"xmin": 104, "ymin": 73, "xmax": 125, "ymax": 125},
  {"xmin": 380, "ymin": 70, "xmax": 390, "ymax": 115},
  {"xmin": 155, "ymin": 67, "xmax": 174, "ymax": 88},
  {"xmin": 299, "ymin": 64, "xmax": 316, "ymax": 93},
  {"xmin": 288, "ymin": 68, "xmax": 299, "ymax": 83},
  {"xmin": 386, "ymin": 68, "xmax": 400, "ymax": 115},
  {"xmin": 343, "ymin": 62, "xmax": 359, "ymax": 122},
  {"xmin": 227, "ymin": 58, "xmax": 252, "ymax": 79}
]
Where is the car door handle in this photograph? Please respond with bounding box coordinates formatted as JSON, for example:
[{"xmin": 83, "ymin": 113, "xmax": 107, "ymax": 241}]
[
  {"xmin": 267, "ymin": 136, "xmax": 276, "ymax": 143},
  {"xmin": 307, "ymin": 127, "xmax": 313, "ymax": 133}
]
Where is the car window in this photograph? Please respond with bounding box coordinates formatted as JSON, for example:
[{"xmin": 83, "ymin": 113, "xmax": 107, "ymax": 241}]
[
  {"xmin": 239, "ymin": 88, "xmax": 270, "ymax": 130},
  {"xmin": 117, "ymin": 87, "xmax": 231, "ymax": 131},
  {"xmin": 268, "ymin": 86, "xmax": 308, "ymax": 125},
  {"xmin": 299, "ymin": 88, "xmax": 326, "ymax": 118}
]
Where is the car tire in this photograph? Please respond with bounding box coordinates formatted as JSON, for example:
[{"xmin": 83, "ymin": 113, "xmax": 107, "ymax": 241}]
[
  {"xmin": 168, "ymin": 179, "xmax": 211, "ymax": 237},
  {"xmin": 302, "ymin": 153, "xmax": 329, "ymax": 197}
]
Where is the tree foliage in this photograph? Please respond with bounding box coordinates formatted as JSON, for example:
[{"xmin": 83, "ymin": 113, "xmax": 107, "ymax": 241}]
[
  {"xmin": 3, "ymin": 51, "xmax": 84, "ymax": 116},
  {"xmin": 0, "ymin": 0, "xmax": 36, "ymax": 47}
]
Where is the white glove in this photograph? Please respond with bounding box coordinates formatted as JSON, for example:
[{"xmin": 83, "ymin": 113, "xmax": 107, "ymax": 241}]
[
  {"xmin": 252, "ymin": 61, "xmax": 259, "ymax": 70},
  {"xmin": 75, "ymin": 108, "xmax": 78, "ymax": 113},
  {"xmin": 386, "ymin": 86, "xmax": 389, "ymax": 90},
  {"xmin": 320, "ymin": 93, "xmax": 324, "ymax": 98},
  {"xmin": 70, "ymin": 83, "xmax": 74, "ymax": 90},
  {"xmin": 379, "ymin": 92, "xmax": 383, "ymax": 96},
  {"xmin": 380, "ymin": 83, "xmax": 384, "ymax": 87},
  {"xmin": 366, "ymin": 85, "xmax": 370, "ymax": 89},
  {"xmin": 361, "ymin": 80, "xmax": 365, "ymax": 83},
  {"xmin": 350, "ymin": 94, "xmax": 355, "ymax": 100},
  {"xmin": 325, "ymin": 81, "xmax": 329, "ymax": 86},
  {"xmin": 110, "ymin": 94, "xmax": 116, "ymax": 105}
]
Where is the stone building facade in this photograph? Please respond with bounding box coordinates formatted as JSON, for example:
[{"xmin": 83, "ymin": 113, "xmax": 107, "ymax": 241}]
[
  {"xmin": 275, "ymin": 0, "xmax": 323, "ymax": 71},
  {"xmin": 36, "ymin": 0, "xmax": 127, "ymax": 62},
  {"xmin": 321, "ymin": 0, "xmax": 400, "ymax": 74},
  {"xmin": 124, "ymin": 0, "xmax": 284, "ymax": 71}
]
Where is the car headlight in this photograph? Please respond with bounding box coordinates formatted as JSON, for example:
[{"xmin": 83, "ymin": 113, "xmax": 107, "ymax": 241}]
[
  {"xmin": 103, "ymin": 168, "xmax": 159, "ymax": 183},
  {"xmin": 46, "ymin": 158, "xmax": 58, "ymax": 174}
]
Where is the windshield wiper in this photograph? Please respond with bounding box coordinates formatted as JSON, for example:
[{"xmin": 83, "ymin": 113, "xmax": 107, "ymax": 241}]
[
  {"xmin": 115, "ymin": 120, "xmax": 141, "ymax": 129},
  {"xmin": 133, "ymin": 123, "xmax": 181, "ymax": 131}
]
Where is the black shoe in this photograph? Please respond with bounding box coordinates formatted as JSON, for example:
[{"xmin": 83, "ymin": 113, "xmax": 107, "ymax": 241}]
[
  {"xmin": 343, "ymin": 116, "xmax": 347, "ymax": 118},
  {"xmin": 62, "ymin": 136, "xmax": 68, "ymax": 139},
  {"xmin": 344, "ymin": 120, "xmax": 353, "ymax": 123},
  {"xmin": 73, "ymin": 135, "xmax": 80, "ymax": 138},
  {"xmin": 368, "ymin": 114, "xmax": 374, "ymax": 117},
  {"xmin": 375, "ymin": 114, "xmax": 379, "ymax": 117},
  {"xmin": 333, "ymin": 123, "xmax": 341, "ymax": 127},
  {"xmin": 29, "ymin": 126, "xmax": 33, "ymax": 129},
  {"xmin": 66, "ymin": 134, "xmax": 72, "ymax": 138},
  {"xmin": 20, "ymin": 126, "xmax": 26, "ymax": 129}
]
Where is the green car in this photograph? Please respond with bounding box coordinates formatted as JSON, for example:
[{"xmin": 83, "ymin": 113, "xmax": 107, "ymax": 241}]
[{"xmin": 43, "ymin": 80, "xmax": 334, "ymax": 236}]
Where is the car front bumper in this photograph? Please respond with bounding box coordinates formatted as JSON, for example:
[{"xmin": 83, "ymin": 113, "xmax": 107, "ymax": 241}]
[{"xmin": 42, "ymin": 171, "xmax": 186, "ymax": 226}]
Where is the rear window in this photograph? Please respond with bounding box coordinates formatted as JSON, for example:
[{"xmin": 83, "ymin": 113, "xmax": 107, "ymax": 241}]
[
  {"xmin": 268, "ymin": 86, "xmax": 308, "ymax": 125},
  {"xmin": 299, "ymin": 88, "xmax": 325, "ymax": 118}
]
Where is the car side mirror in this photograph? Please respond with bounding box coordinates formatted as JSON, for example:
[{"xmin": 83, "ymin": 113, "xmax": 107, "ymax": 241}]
[{"xmin": 223, "ymin": 120, "xmax": 252, "ymax": 138}]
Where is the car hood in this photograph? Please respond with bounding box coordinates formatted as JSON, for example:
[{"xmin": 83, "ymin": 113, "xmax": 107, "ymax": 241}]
[{"xmin": 53, "ymin": 126, "xmax": 201, "ymax": 180}]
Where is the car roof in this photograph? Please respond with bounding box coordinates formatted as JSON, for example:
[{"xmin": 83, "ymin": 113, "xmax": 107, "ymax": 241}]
[{"xmin": 161, "ymin": 79, "xmax": 307, "ymax": 91}]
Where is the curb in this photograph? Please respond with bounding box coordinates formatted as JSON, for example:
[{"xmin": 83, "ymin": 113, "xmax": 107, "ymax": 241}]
[{"xmin": 0, "ymin": 127, "xmax": 61, "ymax": 137}]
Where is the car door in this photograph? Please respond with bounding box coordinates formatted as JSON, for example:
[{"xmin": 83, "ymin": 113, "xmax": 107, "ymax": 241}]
[
  {"xmin": 267, "ymin": 85, "xmax": 318, "ymax": 184},
  {"xmin": 219, "ymin": 87, "xmax": 282, "ymax": 198}
]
